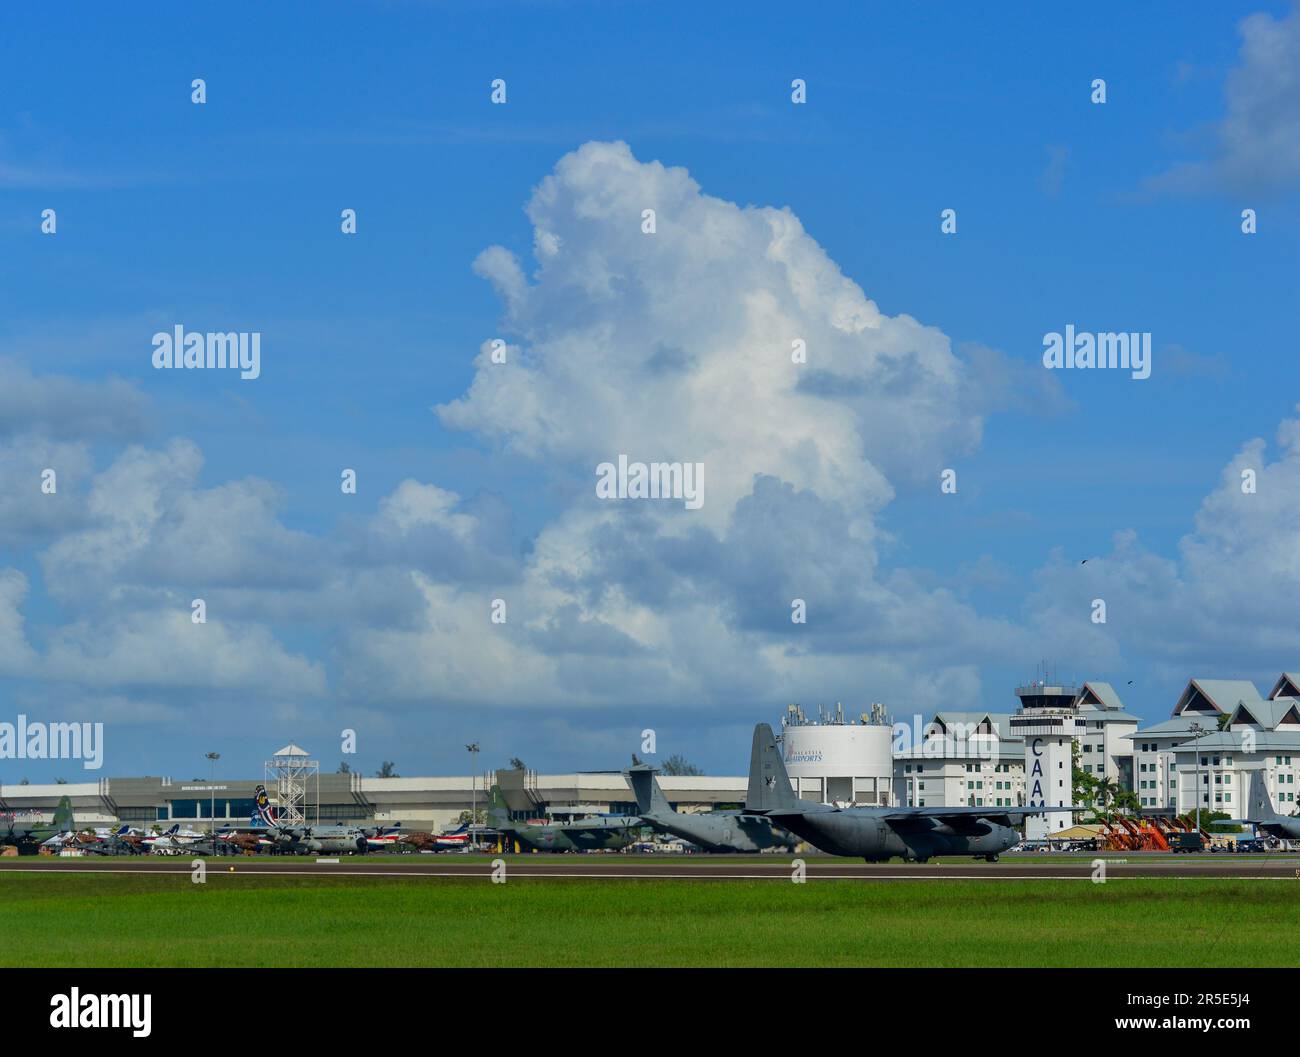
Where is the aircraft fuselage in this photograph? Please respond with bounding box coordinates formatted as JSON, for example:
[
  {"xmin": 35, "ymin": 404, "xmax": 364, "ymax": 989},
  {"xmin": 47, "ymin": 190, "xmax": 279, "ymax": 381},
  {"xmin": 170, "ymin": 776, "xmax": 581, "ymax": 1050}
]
[
  {"xmin": 642, "ymin": 810, "xmax": 795, "ymax": 853},
  {"xmin": 779, "ymin": 809, "xmax": 1018, "ymax": 862}
]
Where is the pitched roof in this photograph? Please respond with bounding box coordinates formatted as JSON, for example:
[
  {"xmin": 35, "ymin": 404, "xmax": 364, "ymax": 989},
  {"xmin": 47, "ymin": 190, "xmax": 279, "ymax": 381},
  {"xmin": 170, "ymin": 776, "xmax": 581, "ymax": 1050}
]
[
  {"xmin": 1171, "ymin": 679, "xmax": 1261, "ymax": 717},
  {"xmin": 1269, "ymin": 673, "xmax": 1300, "ymax": 700},
  {"xmin": 1076, "ymin": 681, "xmax": 1125, "ymax": 712},
  {"xmin": 929, "ymin": 712, "xmax": 1016, "ymax": 741},
  {"xmin": 1228, "ymin": 697, "xmax": 1300, "ymax": 731}
]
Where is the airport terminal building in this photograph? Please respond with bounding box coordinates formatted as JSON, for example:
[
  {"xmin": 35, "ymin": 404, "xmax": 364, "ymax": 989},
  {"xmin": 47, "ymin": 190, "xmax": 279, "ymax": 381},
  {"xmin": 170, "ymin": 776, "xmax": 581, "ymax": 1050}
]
[
  {"xmin": 0, "ymin": 766, "xmax": 750, "ymax": 835},
  {"xmin": 3, "ymin": 671, "xmax": 1297, "ymax": 834}
]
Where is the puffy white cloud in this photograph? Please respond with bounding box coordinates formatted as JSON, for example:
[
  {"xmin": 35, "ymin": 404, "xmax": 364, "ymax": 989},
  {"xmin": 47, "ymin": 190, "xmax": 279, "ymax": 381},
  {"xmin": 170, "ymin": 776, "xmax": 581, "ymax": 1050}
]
[
  {"xmin": 438, "ymin": 141, "xmax": 1022, "ymax": 529},
  {"xmin": 352, "ymin": 141, "xmax": 1039, "ymax": 712},
  {"xmin": 1026, "ymin": 416, "xmax": 1300, "ymax": 679},
  {"xmin": 0, "ymin": 569, "xmax": 37, "ymax": 676},
  {"xmin": 41, "ymin": 608, "xmax": 326, "ymax": 696},
  {"xmin": 39, "ymin": 440, "xmax": 324, "ymax": 605},
  {"xmin": 0, "ymin": 359, "xmax": 149, "ymax": 441},
  {"xmin": 1150, "ymin": 4, "xmax": 1300, "ymax": 194}
]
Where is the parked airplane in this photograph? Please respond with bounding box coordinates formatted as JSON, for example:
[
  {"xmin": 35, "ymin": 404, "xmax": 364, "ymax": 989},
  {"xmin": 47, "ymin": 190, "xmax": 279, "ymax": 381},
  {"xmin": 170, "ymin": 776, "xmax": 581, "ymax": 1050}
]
[
  {"xmin": 37, "ymin": 823, "xmax": 141, "ymax": 855},
  {"xmin": 141, "ymin": 824, "xmax": 205, "ymax": 853},
  {"xmin": 251, "ymin": 784, "xmax": 376, "ymax": 855},
  {"xmin": 625, "ymin": 763, "xmax": 797, "ymax": 853},
  {"xmin": 0, "ymin": 796, "xmax": 76, "ymax": 853},
  {"xmin": 1231, "ymin": 773, "xmax": 1300, "ymax": 840},
  {"xmin": 744, "ymin": 723, "xmax": 1076, "ymax": 862},
  {"xmin": 78, "ymin": 826, "xmax": 145, "ymax": 856},
  {"xmin": 400, "ymin": 823, "xmax": 476, "ymax": 852},
  {"xmin": 488, "ymin": 785, "xmax": 640, "ymax": 852}
]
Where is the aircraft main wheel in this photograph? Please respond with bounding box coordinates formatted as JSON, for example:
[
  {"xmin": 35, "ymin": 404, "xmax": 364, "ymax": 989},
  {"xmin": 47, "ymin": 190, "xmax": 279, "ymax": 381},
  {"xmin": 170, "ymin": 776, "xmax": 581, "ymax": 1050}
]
[{"xmin": 984, "ymin": 854, "xmax": 999, "ymax": 863}]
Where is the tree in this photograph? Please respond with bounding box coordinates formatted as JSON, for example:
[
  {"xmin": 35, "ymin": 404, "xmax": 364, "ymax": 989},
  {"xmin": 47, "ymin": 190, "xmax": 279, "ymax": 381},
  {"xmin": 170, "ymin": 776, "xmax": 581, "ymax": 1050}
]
[
  {"xmin": 661, "ymin": 754, "xmax": 702, "ymax": 776},
  {"xmin": 1192, "ymin": 809, "xmax": 1238, "ymax": 833},
  {"xmin": 1072, "ymin": 742, "xmax": 1098, "ymax": 812},
  {"xmin": 375, "ymin": 761, "xmax": 399, "ymax": 778},
  {"xmin": 336, "ymin": 762, "xmax": 351, "ymax": 774},
  {"xmin": 457, "ymin": 809, "xmax": 485, "ymax": 826},
  {"xmin": 1112, "ymin": 789, "xmax": 1140, "ymax": 816}
]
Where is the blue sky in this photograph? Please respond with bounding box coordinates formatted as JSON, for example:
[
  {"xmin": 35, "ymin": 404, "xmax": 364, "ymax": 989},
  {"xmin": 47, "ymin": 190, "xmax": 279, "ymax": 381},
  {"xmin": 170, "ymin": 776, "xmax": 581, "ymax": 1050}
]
[{"xmin": 2, "ymin": 1, "xmax": 1299, "ymax": 782}]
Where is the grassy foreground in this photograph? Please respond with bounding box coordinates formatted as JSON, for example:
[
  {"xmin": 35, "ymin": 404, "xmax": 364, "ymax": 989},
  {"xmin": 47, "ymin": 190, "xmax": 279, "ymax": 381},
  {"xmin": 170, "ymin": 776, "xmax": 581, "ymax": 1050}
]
[{"xmin": 2, "ymin": 873, "xmax": 1297, "ymax": 967}]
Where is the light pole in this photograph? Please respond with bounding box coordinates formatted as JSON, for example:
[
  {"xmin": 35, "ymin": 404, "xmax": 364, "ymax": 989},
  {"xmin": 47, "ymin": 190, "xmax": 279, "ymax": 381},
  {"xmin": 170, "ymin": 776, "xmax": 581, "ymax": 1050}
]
[
  {"xmin": 466, "ymin": 743, "xmax": 480, "ymax": 847},
  {"xmin": 205, "ymin": 752, "xmax": 220, "ymax": 842},
  {"xmin": 1187, "ymin": 723, "xmax": 1208, "ymax": 838}
]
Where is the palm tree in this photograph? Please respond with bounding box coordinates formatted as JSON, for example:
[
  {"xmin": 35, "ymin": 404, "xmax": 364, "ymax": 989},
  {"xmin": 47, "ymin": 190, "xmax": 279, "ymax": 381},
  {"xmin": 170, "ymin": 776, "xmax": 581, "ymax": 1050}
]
[{"xmin": 1113, "ymin": 790, "xmax": 1140, "ymax": 816}]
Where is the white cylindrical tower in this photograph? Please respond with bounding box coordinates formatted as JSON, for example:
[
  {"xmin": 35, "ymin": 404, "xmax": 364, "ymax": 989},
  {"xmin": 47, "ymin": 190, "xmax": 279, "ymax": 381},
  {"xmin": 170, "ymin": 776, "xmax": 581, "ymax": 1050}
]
[{"xmin": 780, "ymin": 703, "xmax": 895, "ymax": 806}]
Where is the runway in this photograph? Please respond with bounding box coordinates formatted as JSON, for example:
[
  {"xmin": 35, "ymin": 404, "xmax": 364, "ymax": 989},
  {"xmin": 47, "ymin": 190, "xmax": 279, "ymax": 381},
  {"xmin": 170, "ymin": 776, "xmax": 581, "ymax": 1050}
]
[{"xmin": 2, "ymin": 854, "xmax": 1300, "ymax": 881}]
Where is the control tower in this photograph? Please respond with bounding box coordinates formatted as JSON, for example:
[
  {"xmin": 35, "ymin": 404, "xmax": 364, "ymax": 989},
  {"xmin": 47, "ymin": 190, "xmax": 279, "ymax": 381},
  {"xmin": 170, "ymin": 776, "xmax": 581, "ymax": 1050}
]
[{"xmin": 1008, "ymin": 677, "xmax": 1080, "ymax": 840}]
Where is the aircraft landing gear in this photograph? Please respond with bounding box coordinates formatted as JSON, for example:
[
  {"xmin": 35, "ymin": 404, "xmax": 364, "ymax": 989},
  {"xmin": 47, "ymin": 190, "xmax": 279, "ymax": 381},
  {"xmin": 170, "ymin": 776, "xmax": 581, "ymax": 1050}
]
[{"xmin": 983, "ymin": 853, "xmax": 999, "ymax": 863}]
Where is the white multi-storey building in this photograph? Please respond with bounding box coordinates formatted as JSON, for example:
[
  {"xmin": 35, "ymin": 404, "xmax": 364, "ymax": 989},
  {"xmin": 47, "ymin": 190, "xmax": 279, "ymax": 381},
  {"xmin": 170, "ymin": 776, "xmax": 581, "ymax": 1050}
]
[
  {"xmin": 892, "ymin": 682, "xmax": 1137, "ymax": 826},
  {"xmin": 895, "ymin": 712, "xmax": 1026, "ymax": 808},
  {"xmin": 1129, "ymin": 673, "xmax": 1300, "ymax": 817}
]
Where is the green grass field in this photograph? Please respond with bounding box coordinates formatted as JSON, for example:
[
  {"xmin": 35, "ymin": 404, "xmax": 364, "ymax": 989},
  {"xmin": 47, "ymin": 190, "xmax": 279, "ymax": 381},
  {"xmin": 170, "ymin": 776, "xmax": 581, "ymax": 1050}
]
[{"xmin": 3, "ymin": 870, "xmax": 1299, "ymax": 967}]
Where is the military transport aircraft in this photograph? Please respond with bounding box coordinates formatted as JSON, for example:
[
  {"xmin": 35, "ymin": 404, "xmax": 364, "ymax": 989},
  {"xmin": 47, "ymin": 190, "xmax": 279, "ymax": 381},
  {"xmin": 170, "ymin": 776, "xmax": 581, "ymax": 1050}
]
[
  {"xmin": 744, "ymin": 723, "xmax": 1076, "ymax": 862},
  {"xmin": 0, "ymin": 796, "xmax": 76, "ymax": 853},
  {"xmin": 624, "ymin": 763, "xmax": 797, "ymax": 853},
  {"xmin": 488, "ymin": 785, "xmax": 640, "ymax": 852},
  {"xmin": 1231, "ymin": 773, "xmax": 1300, "ymax": 840}
]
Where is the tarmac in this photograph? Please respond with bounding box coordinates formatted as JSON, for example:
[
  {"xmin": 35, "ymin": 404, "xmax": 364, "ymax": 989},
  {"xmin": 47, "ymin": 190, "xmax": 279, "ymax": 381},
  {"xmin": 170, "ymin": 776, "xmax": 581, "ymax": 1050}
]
[{"xmin": 3, "ymin": 853, "xmax": 1300, "ymax": 881}]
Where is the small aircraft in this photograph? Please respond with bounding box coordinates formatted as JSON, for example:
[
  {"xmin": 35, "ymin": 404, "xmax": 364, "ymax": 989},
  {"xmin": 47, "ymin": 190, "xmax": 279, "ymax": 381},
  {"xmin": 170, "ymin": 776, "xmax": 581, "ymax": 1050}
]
[
  {"xmin": 399, "ymin": 823, "xmax": 476, "ymax": 852},
  {"xmin": 141, "ymin": 824, "xmax": 205, "ymax": 853},
  {"xmin": 78, "ymin": 826, "xmax": 145, "ymax": 856}
]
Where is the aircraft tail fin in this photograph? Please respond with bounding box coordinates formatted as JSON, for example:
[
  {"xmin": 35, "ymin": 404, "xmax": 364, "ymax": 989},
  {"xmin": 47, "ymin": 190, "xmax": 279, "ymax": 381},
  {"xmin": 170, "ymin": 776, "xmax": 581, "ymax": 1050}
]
[
  {"xmin": 625, "ymin": 765, "xmax": 673, "ymax": 816},
  {"xmin": 51, "ymin": 795, "xmax": 74, "ymax": 833},
  {"xmin": 487, "ymin": 784, "xmax": 514, "ymax": 830},
  {"xmin": 253, "ymin": 784, "xmax": 278, "ymax": 827},
  {"xmin": 745, "ymin": 724, "xmax": 800, "ymax": 814},
  {"xmin": 1249, "ymin": 772, "xmax": 1281, "ymax": 821}
]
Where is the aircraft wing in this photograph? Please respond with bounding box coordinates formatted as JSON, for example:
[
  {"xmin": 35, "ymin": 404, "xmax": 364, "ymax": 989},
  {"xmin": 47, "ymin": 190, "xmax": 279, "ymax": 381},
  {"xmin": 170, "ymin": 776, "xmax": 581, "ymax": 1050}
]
[
  {"xmin": 560, "ymin": 817, "xmax": 640, "ymax": 832},
  {"xmin": 881, "ymin": 805, "xmax": 1080, "ymax": 825}
]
